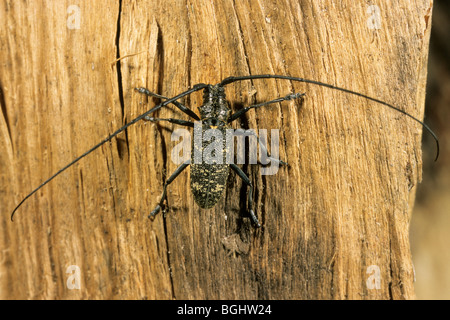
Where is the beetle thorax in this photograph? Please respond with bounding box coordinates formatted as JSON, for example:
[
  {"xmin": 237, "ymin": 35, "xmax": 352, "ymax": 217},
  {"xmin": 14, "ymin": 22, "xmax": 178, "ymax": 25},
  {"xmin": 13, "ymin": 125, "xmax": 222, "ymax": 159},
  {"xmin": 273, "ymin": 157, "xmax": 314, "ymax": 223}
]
[{"xmin": 198, "ymin": 85, "xmax": 231, "ymax": 126}]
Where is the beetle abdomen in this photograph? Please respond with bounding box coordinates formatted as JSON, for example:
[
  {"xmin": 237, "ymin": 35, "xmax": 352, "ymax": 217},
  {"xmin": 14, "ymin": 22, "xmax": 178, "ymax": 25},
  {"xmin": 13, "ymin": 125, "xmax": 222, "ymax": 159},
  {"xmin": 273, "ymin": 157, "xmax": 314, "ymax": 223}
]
[
  {"xmin": 190, "ymin": 164, "xmax": 229, "ymax": 208},
  {"xmin": 190, "ymin": 120, "xmax": 230, "ymax": 208}
]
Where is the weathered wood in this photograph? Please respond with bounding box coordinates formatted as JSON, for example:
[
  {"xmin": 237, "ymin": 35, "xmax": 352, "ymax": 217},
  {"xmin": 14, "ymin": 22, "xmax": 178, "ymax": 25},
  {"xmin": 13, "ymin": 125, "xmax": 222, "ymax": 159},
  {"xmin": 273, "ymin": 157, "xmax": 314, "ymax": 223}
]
[
  {"xmin": 0, "ymin": 0, "xmax": 433, "ymax": 299},
  {"xmin": 411, "ymin": 0, "xmax": 450, "ymax": 299}
]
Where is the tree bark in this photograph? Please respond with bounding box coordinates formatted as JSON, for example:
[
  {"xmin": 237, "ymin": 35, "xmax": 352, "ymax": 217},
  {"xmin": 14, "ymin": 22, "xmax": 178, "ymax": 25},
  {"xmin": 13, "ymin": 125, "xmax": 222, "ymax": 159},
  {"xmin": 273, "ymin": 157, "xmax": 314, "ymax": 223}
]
[{"xmin": 0, "ymin": 0, "xmax": 432, "ymax": 299}]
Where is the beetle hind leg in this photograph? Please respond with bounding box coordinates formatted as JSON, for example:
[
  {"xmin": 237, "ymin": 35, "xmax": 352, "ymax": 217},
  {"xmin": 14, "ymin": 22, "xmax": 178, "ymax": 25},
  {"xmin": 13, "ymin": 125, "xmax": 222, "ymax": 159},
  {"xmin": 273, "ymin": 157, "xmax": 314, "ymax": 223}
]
[
  {"xmin": 230, "ymin": 164, "xmax": 261, "ymax": 228},
  {"xmin": 149, "ymin": 160, "xmax": 190, "ymax": 220}
]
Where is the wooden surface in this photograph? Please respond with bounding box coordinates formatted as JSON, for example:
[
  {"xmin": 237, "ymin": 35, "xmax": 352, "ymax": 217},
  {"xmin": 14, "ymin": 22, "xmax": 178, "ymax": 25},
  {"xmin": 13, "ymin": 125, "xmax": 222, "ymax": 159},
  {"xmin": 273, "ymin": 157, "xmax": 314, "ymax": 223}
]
[
  {"xmin": 0, "ymin": 0, "xmax": 433, "ymax": 299},
  {"xmin": 411, "ymin": 0, "xmax": 450, "ymax": 299}
]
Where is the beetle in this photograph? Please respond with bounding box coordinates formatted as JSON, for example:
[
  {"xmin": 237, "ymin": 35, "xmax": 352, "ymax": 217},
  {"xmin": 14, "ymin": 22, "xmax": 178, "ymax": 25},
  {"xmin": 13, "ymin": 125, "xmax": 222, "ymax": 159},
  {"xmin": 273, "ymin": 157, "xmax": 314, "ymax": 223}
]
[
  {"xmin": 136, "ymin": 82, "xmax": 303, "ymax": 227},
  {"xmin": 10, "ymin": 74, "xmax": 439, "ymax": 227}
]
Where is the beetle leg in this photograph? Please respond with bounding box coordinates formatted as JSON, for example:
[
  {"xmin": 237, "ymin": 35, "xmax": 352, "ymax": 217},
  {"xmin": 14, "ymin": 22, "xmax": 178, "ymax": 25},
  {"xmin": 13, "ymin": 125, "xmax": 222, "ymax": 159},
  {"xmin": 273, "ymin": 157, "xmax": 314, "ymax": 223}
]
[
  {"xmin": 135, "ymin": 87, "xmax": 200, "ymax": 120},
  {"xmin": 227, "ymin": 92, "xmax": 305, "ymax": 123},
  {"xmin": 149, "ymin": 160, "xmax": 190, "ymax": 220},
  {"xmin": 230, "ymin": 164, "xmax": 261, "ymax": 228},
  {"xmin": 235, "ymin": 129, "xmax": 288, "ymax": 166},
  {"xmin": 144, "ymin": 117, "xmax": 195, "ymax": 128}
]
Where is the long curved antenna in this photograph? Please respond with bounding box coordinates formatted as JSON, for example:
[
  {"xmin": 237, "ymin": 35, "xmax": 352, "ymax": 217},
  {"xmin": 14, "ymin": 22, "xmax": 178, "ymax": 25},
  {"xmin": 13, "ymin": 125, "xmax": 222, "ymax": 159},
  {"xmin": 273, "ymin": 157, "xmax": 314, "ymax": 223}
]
[
  {"xmin": 10, "ymin": 83, "xmax": 208, "ymax": 221},
  {"xmin": 220, "ymin": 75, "xmax": 439, "ymax": 161},
  {"xmin": 11, "ymin": 74, "xmax": 439, "ymax": 220}
]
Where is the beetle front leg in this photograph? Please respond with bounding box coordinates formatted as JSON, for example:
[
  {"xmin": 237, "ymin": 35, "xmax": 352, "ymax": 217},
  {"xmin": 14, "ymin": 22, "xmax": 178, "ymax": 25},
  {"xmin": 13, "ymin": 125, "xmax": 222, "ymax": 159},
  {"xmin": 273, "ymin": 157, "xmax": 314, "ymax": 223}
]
[
  {"xmin": 135, "ymin": 87, "xmax": 200, "ymax": 120},
  {"xmin": 144, "ymin": 117, "xmax": 194, "ymax": 128},
  {"xmin": 227, "ymin": 92, "xmax": 305, "ymax": 123}
]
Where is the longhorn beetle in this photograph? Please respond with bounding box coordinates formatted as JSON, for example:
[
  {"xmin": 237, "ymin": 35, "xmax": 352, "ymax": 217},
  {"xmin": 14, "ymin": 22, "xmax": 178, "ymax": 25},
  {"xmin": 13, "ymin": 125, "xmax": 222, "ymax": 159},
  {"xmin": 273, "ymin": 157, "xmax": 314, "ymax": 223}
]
[{"xmin": 10, "ymin": 74, "xmax": 439, "ymax": 227}]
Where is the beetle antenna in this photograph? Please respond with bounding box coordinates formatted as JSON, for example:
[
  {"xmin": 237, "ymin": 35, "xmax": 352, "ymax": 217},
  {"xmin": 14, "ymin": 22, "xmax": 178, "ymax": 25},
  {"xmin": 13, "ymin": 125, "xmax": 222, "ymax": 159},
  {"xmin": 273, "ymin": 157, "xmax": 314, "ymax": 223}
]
[
  {"xmin": 10, "ymin": 83, "xmax": 208, "ymax": 221},
  {"xmin": 220, "ymin": 74, "xmax": 439, "ymax": 161}
]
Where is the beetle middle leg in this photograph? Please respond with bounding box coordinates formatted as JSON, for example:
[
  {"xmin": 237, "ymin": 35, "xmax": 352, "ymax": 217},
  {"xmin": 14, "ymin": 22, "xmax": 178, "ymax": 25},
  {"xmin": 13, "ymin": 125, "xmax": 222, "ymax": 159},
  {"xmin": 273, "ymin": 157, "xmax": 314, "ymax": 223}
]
[
  {"xmin": 233, "ymin": 129, "xmax": 288, "ymax": 166},
  {"xmin": 149, "ymin": 159, "xmax": 190, "ymax": 219}
]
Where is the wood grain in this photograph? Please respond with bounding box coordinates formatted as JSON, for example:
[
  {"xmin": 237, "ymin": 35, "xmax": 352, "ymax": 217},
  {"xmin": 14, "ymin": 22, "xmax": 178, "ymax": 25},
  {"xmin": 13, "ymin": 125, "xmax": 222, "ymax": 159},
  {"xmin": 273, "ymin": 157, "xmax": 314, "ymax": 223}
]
[{"xmin": 0, "ymin": 0, "xmax": 433, "ymax": 299}]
